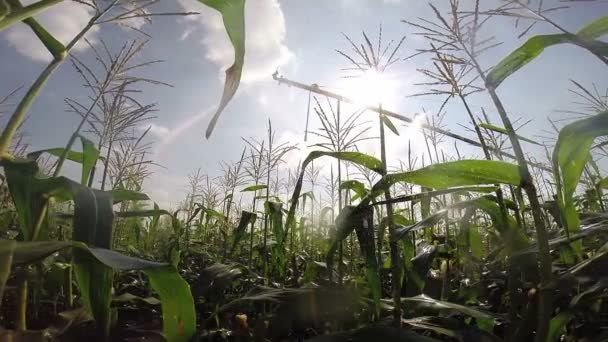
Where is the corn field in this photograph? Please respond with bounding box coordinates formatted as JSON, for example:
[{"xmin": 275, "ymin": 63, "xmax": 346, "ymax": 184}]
[{"xmin": 0, "ymin": 0, "xmax": 608, "ymax": 341}]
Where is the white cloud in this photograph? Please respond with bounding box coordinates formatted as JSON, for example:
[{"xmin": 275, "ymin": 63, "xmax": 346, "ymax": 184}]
[
  {"xmin": 178, "ymin": 0, "xmax": 293, "ymax": 83},
  {"xmin": 3, "ymin": 0, "xmax": 98, "ymax": 62}
]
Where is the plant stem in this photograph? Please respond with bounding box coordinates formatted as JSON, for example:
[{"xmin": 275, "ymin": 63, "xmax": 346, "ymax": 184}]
[
  {"xmin": 0, "ymin": 1, "xmax": 117, "ymax": 159},
  {"xmin": 379, "ymin": 107, "xmax": 401, "ymax": 325}
]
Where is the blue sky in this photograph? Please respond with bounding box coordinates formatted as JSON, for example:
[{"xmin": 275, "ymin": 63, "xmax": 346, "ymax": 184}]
[{"xmin": 1, "ymin": 0, "xmax": 607, "ymax": 207}]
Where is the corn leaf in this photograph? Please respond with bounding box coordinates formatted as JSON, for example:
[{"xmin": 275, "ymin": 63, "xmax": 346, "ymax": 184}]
[
  {"xmin": 553, "ymin": 111, "xmax": 608, "ymax": 254},
  {"xmin": 382, "ymin": 115, "xmax": 399, "ymax": 136},
  {"xmin": 241, "ymin": 184, "xmax": 267, "ymax": 192},
  {"xmin": 487, "ymin": 16, "xmax": 608, "ymax": 88},
  {"xmin": 0, "ymin": 240, "xmax": 15, "ymax": 309},
  {"xmin": 199, "ymin": 0, "xmax": 246, "ymax": 138},
  {"xmin": 479, "ymin": 122, "xmax": 541, "ymax": 145},
  {"xmin": 230, "ymin": 210, "xmax": 256, "ymax": 253},
  {"xmin": 371, "ymin": 160, "xmax": 520, "ymax": 199},
  {"xmin": 0, "ymin": 0, "xmax": 63, "ymax": 32},
  {"xmin": 6, "ymin": 240, "xmax": 195, "ymax": 342},
  {"xmin": 286, "ymin": 151, "xmax": 383, "ymax": 235}
]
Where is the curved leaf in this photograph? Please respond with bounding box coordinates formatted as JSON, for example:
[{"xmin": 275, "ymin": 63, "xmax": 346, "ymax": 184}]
[
  {"xmin": 200, "ymin": 0, "xmax": 246, "ymax": 138},
  {"xmin": 553, "ymin": 111, "xmax": 608, "ymax": 253},
  {"xmin": 371, "ymin": 160, "xmax": 520, "ymax": 200},
  {"xmin": 487, "ymin": 16, "xmax": 608, "ymax": 88},
  {"xmin": 5, "ymin": 240, "xmax": 195, "ymax": 342}
]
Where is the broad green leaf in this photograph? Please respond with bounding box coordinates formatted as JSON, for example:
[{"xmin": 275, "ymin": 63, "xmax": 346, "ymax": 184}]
[
  {"xmin": 469, "ymin": 225, "xmax": 483, "ymax": 260},
  {"xmin": 0, "ymin": 0, "xmax": 63, "ymax": 32},
  {"xmin": 241, "ymin": 184, "xmax": 267, "ymax": 192},
  {"xmin": 111, "ymin": 189, "xmax": 149, "ymax": 203},
  {"xmin": 577, "ymin": 15, "xmax": 608, "ymax": 40},
  {"xmin": 553, "ymin": 111, "xmax": 608, "ymax": 254},
  {"xmin": 546, "ymin": 311, "xmax": 574, "ymax": 342},
  {"xmin": 6, "ymin": 240, "xmax": 196, "ymax": 342},
  {"xmin": 265, "ymin": 201, "xmax": 284, "ymax": 245},
  {"xmin": 479, "ymin": 122, "xmax": 540, "ymax": 145},
  {"xmin": 77, "ymin": 135, "xmax": 99, "ymax": 185},
  {"xmin": 371, "ymin": 160, "xmax": 520, "ymax": 199},
  {"xmin": 487, "ymin": 34, "xmax": 568, "ymax": 88},
  {"xmin": 340, "ymin": 180, "xmax": 368, "ymax": 201},
  {"xmin": 374, "ymin": 186, "xmax": 498, "ymax": 206},
  {"xmin": 1, "ymin": 158, "xmax": 43, "ymax": 240},
  {"xmin": 230, "ymin": 211, "xmax": 256, "ymax": 253},
  {"xmin": 27, "ymin": 135, "xmax": 102, "ymax": 186},
  {"xmin": 487, "ymin": 16, "xmax": 608, "ymax": 88},
  {"xmin": 199, "ymin": 0, "xmax": 246, "ymax": 138},
  {"xmin": 115, "ymin": 208, "xmax": 172, "ymax": 218}
]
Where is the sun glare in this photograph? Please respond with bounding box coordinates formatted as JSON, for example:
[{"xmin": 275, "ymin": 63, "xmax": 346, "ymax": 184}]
[{"xmin": 339, "ymin": 69, "xmax": 399, "ymax": 108}]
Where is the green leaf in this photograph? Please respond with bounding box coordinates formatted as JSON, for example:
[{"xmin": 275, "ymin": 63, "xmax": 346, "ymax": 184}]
[
  {"xmin": 22, "ymin": 16, "xmax": 66, "ymax": 59},
  {"xmin": 382, "ymin": 115, "xmax": 399, "ymax": 135},
  {"xmin": 77, "ymin": 135, "xmax": 99, "ymax": 185},
  {"xmin": 405, "ymin": 243, "xmax": 436, "ymax": 296},
  {"xmin": 27, "ymin": 135, "xmax": 102, "ymax": 186},
  {"xmin": 402, "ymin": 294, "xmax": 498, "ymax": 321},
  {"xmin": 546, "ymin": 311, "xmax": 574, "ymax": 342},
  {"xmin": 0, "ymin": 240, "xmax": 15, "ymax": 309},
  {"xmin": 199, "ymin": 0, "xmax": 246, "ymax": 138},
  {"xmin": 286, "ymin": 151, "xmax": 383, "ymax": 235},
  {"xmin": 553, "ymin": 111, "xmax": 608, "ymax": 254},
  {"xmin": 487, "ymin": 16, "xmax": 608, "ymax": 88},
  {"xmin": 340, "ymin": 180, "xmax": 369, "ymax": 201},
  {"xmin": 110, "ymin": 189, "xmax": 149, "ymax": 203},
  {"xmin": 577, "ymin": 15, "xmax": 608, "ymax": 40},
  {"xmin": 487, "ymin": 34, "xmax": 569, "ymax": 88},
  {"xmin": 241, "ymin": 184, "xmax": 267, "ymax": 192},
  {"xmin": 1, "ymin": 158, "xmax": 43, "ymax": 240},
  {"xmin": 469, "ymin": 225, "xmax": 483, "ymax": 260},
  {"xmin": 479, "ymin": 122, "xmax": 541, "ymax": 145},
  {"xmin": 371, "ymin": 160, "xmax": 520, "ymax": 199},
  {"xmin": 5, "ymin": 240, "xmax": 196, "ymax": 342},
  {"xmin": 230, "ymin": 210, "xmax": 256, "ymax": 253},
  {"xmin": 0, "ymin": 0, "xmax": 63, "ymax": 32}
]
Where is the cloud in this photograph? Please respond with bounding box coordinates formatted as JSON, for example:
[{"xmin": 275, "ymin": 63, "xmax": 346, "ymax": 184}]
[
  {"xmin": 178, "ymin": 0, "xmax": 293, "ymax": 83},
  {"xmin": 2, "ymin": 0, "xmax": 98, "ymax": 62}
]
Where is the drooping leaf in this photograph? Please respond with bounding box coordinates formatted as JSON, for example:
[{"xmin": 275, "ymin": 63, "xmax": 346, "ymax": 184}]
[
  {"xmin": 487, "ymin": 16, "xmax": 608, "ymax": 88},
  {"xmin": 405, "ymin": 243, "xmax": 436, "ymax": 296},
  {"xmin": 286, "ymin": 151, "xmax": 384, "ymax": 238},
  {"xmin": 6, "ymin": 240, "xmax": 196, "ymax": 342},
  {"xmin": 340, "ymin": 180, "xmax": 369, "ymax": 201},
  {"xmin": 199, "ymin": 0, "xmax": 246, "ymax": 138},
  {"xmin": 553, "ymin": 111, "xmax": 608, "ymax": 254},
  {"xmin": 230, "ymin": 210, "xmax": 257, "ymax": 253}
]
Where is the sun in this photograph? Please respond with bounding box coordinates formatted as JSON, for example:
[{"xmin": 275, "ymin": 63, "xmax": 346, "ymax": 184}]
[{"xmin": 339, "ymin": 69, "xmax": 399, "ymax": 108}]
